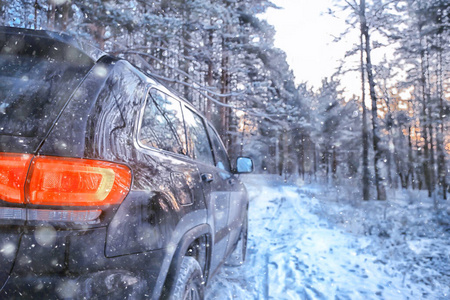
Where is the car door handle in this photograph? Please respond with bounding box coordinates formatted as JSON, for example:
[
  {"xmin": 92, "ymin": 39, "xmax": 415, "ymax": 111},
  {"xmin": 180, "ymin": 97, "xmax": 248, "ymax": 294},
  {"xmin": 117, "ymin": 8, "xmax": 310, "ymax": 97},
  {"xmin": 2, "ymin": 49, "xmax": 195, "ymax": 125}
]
[{"xmin": 201, "ymin": 173, "xmax": 214, "ymax": 183}]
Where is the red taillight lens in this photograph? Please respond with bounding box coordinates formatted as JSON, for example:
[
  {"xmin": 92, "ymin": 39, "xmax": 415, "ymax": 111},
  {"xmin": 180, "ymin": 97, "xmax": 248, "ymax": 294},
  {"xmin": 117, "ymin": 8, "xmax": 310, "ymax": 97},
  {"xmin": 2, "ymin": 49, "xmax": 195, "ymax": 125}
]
[
  {"xmin": 0, "ymin": 153, "xmax": 33, "ymax": 204},
  {"xmin": 0, "ymin": 153, "xmax": 132, "ymax": 207},
  {"xmin": 26, "ymin": 156, "xmax": 132, "ymax": 206}
]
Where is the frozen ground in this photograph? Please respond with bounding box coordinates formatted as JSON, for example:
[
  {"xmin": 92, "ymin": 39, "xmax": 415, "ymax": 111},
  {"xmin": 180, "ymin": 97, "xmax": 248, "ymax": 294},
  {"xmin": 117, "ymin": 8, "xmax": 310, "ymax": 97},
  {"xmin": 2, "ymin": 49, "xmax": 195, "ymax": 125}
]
[{"xmin": 206, "ymin": 175, "xmax": 450, "ymax": 299}]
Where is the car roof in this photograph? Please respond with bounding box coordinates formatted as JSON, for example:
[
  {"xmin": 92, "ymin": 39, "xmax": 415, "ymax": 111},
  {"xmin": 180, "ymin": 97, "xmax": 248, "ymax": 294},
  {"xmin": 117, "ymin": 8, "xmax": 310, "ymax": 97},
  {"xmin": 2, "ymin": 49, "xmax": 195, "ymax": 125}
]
[{"xmin": 0, "ymin": 26, "xmax": 107, "ymax": 62}]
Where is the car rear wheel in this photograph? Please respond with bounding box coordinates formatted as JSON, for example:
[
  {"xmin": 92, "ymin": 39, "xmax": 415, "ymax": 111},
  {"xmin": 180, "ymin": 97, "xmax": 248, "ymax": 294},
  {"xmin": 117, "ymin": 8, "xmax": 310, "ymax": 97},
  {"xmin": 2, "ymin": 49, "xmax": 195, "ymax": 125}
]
[
  {"xmin": 225, "ymin": 213, "xmax": 248, "ymax": 267},
  {"xmin": 170, "ymin": 256, "xmax": 204, "ymax": 300}
]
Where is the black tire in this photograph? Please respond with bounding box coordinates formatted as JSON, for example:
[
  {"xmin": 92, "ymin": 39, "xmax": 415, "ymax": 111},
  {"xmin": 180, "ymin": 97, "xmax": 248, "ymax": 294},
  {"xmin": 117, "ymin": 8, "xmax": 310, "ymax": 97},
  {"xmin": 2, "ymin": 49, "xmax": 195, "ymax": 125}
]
[
  {"xmin": 225, "ymin": 213, "xmax": 248, "ymax": 267},
  {"xmin": 170, "ymin": 256, "xmax": 204, "ymax": 300}
]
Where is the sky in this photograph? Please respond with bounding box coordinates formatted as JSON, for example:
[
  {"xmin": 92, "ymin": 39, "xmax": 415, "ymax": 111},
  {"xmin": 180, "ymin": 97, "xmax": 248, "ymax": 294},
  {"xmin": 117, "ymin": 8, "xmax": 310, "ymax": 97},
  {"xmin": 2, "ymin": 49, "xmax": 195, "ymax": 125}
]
[{"xmin": 261, "ymin": 0, "xmax": 361, "ymax": 96}]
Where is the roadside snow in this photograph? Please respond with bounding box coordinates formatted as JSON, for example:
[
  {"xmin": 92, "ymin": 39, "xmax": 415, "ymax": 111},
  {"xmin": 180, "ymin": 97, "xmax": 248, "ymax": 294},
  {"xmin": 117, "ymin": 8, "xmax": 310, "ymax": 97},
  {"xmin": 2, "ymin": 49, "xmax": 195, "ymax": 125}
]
[{"xmin": 206, "ymin": 175, "xmax": 450, "ymax": 299}]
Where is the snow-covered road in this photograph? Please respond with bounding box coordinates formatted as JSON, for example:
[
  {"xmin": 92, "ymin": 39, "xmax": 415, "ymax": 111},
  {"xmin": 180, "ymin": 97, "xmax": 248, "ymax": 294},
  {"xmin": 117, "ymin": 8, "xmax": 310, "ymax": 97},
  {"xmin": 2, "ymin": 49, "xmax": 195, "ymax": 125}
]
[{"xmin": 206, "ymin": 176, "xmax": 450, "ymax": 299}]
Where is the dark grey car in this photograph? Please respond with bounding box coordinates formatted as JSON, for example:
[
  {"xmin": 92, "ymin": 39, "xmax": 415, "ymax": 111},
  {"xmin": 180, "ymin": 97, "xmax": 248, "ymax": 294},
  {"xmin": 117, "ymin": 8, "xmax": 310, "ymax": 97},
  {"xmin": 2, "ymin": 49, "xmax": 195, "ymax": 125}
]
[{"xmin": 0, "ymin": 26, "xmax": 252, "ymax": 299}]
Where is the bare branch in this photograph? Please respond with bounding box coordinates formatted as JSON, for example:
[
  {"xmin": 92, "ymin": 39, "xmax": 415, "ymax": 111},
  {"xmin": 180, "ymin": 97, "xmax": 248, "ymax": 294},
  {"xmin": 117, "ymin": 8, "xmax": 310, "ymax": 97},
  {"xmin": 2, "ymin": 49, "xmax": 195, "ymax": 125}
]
[{"xmin": 344, "ymin": 0, "xmax": 358, "ymax": 12}]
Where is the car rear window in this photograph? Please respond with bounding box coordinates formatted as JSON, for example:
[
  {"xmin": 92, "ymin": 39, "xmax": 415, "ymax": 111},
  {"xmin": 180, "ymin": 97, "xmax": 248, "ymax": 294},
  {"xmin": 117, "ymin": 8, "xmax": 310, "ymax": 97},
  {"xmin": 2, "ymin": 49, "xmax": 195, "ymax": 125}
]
[{"xmin": 0, "ymin": 33, "xmax": 94, "ymax": 139}]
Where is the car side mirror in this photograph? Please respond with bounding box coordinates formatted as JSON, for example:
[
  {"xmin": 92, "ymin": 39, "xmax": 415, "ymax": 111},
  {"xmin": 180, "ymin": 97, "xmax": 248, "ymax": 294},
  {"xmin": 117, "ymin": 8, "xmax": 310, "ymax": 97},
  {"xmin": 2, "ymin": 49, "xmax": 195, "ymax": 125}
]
[{"xmin": 236, "ymin": 157, "xmax": 253, "ymax": 173}]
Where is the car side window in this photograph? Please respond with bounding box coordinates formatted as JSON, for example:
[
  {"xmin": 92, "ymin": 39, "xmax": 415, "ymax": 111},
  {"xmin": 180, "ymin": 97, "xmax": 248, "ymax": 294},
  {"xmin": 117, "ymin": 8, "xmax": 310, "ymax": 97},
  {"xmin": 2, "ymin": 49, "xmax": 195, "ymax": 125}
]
[
  {"xmin": 138, "ymin": 89, "xmax": 186, "ymax": 155},
  {"xmin": 207, "ymin": 125, "xmax": 231, "ymax": 173},
  {"xmin": 183, "ymin": 107, "xmax": 214, "ymax": 166}
]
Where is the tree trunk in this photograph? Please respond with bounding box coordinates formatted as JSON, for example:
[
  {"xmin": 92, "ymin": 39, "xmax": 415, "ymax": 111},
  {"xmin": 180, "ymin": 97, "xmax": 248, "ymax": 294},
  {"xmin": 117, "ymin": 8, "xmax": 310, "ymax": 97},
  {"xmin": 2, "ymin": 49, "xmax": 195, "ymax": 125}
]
[
  {"xmin": 360, "ymin": 0, "xmax": 386, "ymax": 200},
  {"xmin": 436, "ymin": 5, "xmax": 447, "ymax": 199},
  {"xmin": 408, "ymin": 126, "xmax": 415, "ymax": 189},
  {"xmin": 34, "ymin": 0, "xmax": 38, "ymax": 29},
  {"xmin": 181, "ymin": 3, "xmax": 191, "ymax": 101},
  {"xmin": 360, "ymin": 31, "xmax": 370, "ymax": 200},
  {"xmin": 205, "ymin": 28, "xmax": 214, "ymax": 120},
  {"xmin": 425, "ymin": 42, "xmax": 436, "ymax": 191},
  {"xmin": 56, "ymin": 2, "xmax": 70, "ymax": 31},
  {"xmin": 313, "ymin": 143, "xmax": 318, "ymax": 181},
  {"xmin": 220, "ymin": 37, "xmax": 230, "ymax": 149},
  {"xmin": 383, "ymin": 79, "xmax": 396, "ymax": 189},
  {"xmin": 275, "ymin": 136, "xmax": 280, "ymax": 175},
  {"xmin": 283, "ymin": 129, "xmax": 289, "ymax": 179},
  {"xmin": 332, "ymin": 149, "xmax": 337, "ymax": 177},
  {"xmin": 419, "ymin": 30, "xmax": 432, "ymax": 197},
  {"xmin": 47, "ymin": 2, "xmax": 55, "ymax": 29},
  {"xmin": 299, "ymin": 134, "xmax": 305, "ymax": 179}
]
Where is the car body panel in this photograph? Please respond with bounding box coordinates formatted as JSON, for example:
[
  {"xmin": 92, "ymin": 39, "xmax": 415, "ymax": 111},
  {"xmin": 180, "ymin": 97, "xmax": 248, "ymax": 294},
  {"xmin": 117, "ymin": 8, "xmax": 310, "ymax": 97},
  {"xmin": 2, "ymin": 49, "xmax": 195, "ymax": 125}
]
[
  {"xmin": 0, "ymin": 230, "xmax": 22, "ymax": 290},
  {"xmin": 196, "ymin": 161, "xmax": 232, "ymax": 272}
]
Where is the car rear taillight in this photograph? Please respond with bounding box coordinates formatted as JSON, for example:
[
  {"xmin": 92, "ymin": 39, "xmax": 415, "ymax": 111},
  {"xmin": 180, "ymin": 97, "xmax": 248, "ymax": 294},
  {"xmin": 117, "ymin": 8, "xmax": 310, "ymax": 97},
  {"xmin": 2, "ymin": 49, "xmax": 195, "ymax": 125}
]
[
  {"xmin": 0, "ymin": 153, "xmax": 33, "ymax": 204},
  {"xmin": 0, "ymin": 153, "xmax": 131, "ymax": 219},
  {"xmin": 26, "ymin": 156, "xmax": 131, "ymax": 206}
]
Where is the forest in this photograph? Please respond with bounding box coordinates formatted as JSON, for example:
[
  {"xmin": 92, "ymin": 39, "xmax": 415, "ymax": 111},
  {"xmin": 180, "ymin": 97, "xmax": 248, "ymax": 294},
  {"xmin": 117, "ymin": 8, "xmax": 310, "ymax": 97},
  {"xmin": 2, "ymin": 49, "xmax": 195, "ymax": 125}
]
[{"xmin": 1, "ymin": 0, "xmax": 449, "ymax": 201}]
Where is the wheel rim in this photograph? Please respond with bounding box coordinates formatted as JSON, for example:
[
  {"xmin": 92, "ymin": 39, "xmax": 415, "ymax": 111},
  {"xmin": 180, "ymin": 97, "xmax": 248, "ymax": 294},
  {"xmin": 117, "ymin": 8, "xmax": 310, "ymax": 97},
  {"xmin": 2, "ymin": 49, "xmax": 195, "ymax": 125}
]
[{"xmin": 183, "ymin": 282, "xmax": 201, "ymax": 300}]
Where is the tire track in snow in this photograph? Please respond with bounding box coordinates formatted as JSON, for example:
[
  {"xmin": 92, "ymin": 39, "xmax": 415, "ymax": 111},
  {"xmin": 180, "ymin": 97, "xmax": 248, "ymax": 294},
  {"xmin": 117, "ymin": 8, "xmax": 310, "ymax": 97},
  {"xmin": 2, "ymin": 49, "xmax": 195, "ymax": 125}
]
[
  {"xmin": 207, "ymin": 179, "xmax": 428, "ymax": 299},
  {"xmin": 264, "ymin": 187, "xmax": 328, "ymax": 300},
  {"xmin": 207, "ymin": 181, "xmax": 316, "ymax": 299}
]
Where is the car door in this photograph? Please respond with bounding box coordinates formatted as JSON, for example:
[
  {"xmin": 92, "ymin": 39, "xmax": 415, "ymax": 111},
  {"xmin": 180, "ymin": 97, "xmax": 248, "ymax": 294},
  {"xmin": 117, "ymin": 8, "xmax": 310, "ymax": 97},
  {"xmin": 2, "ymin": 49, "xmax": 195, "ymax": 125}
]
[
  {"xmin": 123, "ymin": 88, "xmax": 206, "ymax": 255},
  {"xmin": 206, "ymin": 125, "xmax": 244, "ymax": 254},
  {"xmin": 182, "ymin": 106, "xmax": 231, "ymax": 272},
  {"xmin": 137, "ymin": 89, "xmax": 205, "ymax": 209}
]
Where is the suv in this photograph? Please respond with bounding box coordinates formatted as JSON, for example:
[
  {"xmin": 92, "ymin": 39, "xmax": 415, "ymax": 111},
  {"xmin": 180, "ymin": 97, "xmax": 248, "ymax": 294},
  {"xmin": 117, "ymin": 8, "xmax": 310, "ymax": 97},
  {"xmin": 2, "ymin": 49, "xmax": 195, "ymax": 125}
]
[{"xmin": 0, "ymin": 26, "xmax": 252, "ymax": 299}]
